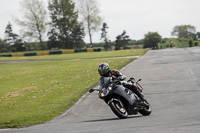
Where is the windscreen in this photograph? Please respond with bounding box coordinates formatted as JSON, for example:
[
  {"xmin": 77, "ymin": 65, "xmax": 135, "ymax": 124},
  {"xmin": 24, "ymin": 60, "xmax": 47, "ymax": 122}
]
[{"xmin": 99, "ymin": 77, "xmax": 110, "ymax": 90}]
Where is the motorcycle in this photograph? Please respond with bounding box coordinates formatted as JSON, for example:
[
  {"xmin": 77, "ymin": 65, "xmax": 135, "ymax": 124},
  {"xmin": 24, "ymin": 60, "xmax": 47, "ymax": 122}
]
[{"xmin": 89, "ymin": 76, "xmax": 152, "ymax": 119}]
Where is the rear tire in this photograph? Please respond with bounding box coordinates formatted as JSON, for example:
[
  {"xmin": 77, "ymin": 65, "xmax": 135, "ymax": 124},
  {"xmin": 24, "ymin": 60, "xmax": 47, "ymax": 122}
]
[
  {"xmin": 108, "ymin": 98, "xmax": 128, "ymax": 119},
  {"xmin": 139, "ymin": 99, "xmax": 152, "ymax": 116}
]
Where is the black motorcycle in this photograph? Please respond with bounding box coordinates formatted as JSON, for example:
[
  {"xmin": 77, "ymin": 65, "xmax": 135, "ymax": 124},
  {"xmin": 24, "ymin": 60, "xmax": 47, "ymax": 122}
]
[{"xmin": 89, "ymin": 76, "xmax": 152, "ymax": 119}]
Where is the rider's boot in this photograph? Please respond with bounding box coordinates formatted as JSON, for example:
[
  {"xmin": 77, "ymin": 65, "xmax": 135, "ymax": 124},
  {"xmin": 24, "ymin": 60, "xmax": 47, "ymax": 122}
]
[
  {"xmin": 134, "ymin": 89, "xmax": 145, "ymax": 101},
  {"xmin": 123, "ymin": 83, "xmax": 146, "ymax": 101}
]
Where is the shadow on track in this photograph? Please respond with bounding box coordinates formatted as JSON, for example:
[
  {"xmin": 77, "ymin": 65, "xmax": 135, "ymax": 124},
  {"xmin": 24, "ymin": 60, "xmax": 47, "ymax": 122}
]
[{"xmin": 83, "ymin": 115, "xmax": 142, "ymax": 123}]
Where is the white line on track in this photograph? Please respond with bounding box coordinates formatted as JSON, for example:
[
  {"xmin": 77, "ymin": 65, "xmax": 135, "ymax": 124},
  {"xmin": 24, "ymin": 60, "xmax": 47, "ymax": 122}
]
[
  {"xmin": 188, "ymin": 68, "xmax": 194, "ymax": 75},
  {"xmin": 188, "ymin": 68, "xmax": 197, "ymax": 80}
]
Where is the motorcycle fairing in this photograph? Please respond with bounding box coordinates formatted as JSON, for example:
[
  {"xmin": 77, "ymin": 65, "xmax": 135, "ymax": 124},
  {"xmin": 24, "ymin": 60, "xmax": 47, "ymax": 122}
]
[{"xmin": 111, "ymin": 85, "xmax": 137, "ymax": 106}]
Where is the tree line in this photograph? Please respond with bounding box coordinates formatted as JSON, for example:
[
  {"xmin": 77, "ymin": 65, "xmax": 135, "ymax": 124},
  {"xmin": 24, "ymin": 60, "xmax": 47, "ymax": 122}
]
[
  {"xmin": 100, "ymin": 23, "xmax": 200, "ymax": 50},
  {"xmin": 0, "ymin": 0, "xmax": 102, "ymax": 52},
  {"xmin": 143, "ymin": 25, "xmax": 200, "ymax": 49},
  {"xmin": 0, "ymin": 0, "xmax": 200, "ymax": 53}
]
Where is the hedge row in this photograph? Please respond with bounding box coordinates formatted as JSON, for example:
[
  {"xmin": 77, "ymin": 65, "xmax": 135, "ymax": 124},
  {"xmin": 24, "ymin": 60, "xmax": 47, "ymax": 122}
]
[{"xmin": 0, "ymin": 48, "xmax": 101, "ymax": 57}]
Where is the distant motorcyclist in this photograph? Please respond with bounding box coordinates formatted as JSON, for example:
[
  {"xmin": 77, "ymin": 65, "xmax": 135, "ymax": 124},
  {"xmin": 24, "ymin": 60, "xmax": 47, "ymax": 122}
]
[{"xmin": 98, "ymin": 63, "xmax": 145, "ymax": 101}]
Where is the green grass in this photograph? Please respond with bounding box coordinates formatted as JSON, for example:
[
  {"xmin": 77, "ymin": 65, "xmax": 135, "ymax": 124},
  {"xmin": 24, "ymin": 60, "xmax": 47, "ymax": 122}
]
[
  {"xmin": 0, "ymin": 58, "xmax": 135, "ymax": 128},
  {"xmin": 0, "ymin": 49, "xmax": 148, "ymax": 61}
]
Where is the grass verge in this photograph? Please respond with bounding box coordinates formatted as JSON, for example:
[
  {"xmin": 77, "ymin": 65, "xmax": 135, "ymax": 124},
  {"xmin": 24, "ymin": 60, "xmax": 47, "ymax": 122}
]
[{"xmin": 0, "ymin": 58, "xmax": 134, "ymax": 128}]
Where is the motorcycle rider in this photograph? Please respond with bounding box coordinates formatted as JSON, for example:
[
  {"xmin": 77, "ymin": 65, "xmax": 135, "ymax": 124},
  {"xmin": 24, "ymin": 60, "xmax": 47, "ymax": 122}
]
[{"xmin": 98, "ymin": 63, "xmax": 145, "ymax": 101}]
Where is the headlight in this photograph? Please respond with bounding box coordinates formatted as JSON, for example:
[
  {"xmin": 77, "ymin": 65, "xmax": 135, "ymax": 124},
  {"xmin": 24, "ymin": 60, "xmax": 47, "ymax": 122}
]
[
  {"xmin": 99, "ymin": 85, "xmax": 113, "ymax": 98},
  {"xmin": 100, "ymin": 93, "xmax": 105, "ymax": 97},
  {"xmin": 108, "ymin": 86, "xmax": 112, "ymax": 91}
]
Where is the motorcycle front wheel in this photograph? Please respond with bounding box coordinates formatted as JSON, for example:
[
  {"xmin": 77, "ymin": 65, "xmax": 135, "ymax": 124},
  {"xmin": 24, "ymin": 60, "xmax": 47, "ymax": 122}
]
[{"xmin": 108, "ymin": 98, "xmax": 128, "ymax": 119}]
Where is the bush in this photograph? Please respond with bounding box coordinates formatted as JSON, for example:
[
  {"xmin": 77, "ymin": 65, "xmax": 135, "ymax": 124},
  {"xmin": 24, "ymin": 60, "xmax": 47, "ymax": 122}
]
[
  {"xmin": 188, "ymin": 39, "xmax": 194, "ymax": 47},
  {"xmin": 194, "ymin": 41, "xmax": 199, "ymax": 46}
]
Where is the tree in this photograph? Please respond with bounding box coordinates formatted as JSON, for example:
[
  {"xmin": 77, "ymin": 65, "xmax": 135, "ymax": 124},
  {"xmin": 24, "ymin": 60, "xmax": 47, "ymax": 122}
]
[
  {"xmin": 100, "ymin": 22, "xmax": 112, "ymax": 51},
  {"xmin": 115, "ymin": 30, "xmax": 130, "ymax": 50},
  {"xmin": 48, "ymin": 0, "xmax": 85, "ymax": 49},
  {"xmin": 143, "ymin": 32, "xmax": 162, "ymax": 49},
  {"xmin": 75, "ymin": 0, "xmax": 102, "ymax": 46},
  {"xmin": 101, "ymin": 23, "xmax": 109, "ymax": 44},
  {"xmin": 171, "ymin": 25, "xmax": 196, "ymax": 40},
  {"xmin": 16, "ymin": 0, "xmax": 48, "ymax": 50},
  {"xmin": 4, "ymin": 22, "xmax": 24, "ymax": 52},
  {"xmin": 0, "ymin": 38, "xmax": 10, "ymax": 53},
  {"xmin": 4, "ymin": 22, "xmax": 16, "ymax": 45},
  {"xmin": 71, "ymin": 24, "xmax": 85, "ymax": 49},
  {"xmin": 196, "ymin": 32, "xmax": 200, "ymax": 41}
]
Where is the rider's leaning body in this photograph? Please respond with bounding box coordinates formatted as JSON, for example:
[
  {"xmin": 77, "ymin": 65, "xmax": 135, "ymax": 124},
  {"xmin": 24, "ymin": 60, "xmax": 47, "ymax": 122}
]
[{"xmin": 98, "ymin": 63, "xmax": 145, "ymax": 101}]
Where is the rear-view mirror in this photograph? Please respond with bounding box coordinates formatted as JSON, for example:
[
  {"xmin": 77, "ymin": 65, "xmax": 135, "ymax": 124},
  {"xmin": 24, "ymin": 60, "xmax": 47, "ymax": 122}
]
[{"xmin": 89, "ymin": 88, "xmax": 94, "ymax": 93}]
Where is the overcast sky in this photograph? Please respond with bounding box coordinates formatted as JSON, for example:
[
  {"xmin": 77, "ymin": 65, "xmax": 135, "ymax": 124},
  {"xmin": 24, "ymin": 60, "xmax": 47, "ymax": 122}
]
[{"xmin": 0, "ymin": 0, "xmax": 200, "ymax": 43}]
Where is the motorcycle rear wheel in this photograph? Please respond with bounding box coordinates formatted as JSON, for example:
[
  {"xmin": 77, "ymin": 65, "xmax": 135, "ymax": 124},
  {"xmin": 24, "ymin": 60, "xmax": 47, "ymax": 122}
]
[
  {"xmin": 109, "ymin": 99, "xmax": 128, "ymax": 119},
  {"xmin": 139, "ymin": 99, "xmax": 152, "ymax": 116}
]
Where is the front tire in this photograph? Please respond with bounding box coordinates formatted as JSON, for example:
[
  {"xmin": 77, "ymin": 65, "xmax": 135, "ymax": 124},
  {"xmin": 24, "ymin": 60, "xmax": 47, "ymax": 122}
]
[{"xmin": 108, "ymin": 98, "xmax": 128, "ymax": 119}]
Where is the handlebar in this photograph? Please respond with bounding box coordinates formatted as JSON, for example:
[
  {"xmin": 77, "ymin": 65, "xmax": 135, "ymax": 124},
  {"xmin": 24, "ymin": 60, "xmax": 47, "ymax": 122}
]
[{"xmin": 89, "ymin": 88, "xmax": 101, "ymax": 93}]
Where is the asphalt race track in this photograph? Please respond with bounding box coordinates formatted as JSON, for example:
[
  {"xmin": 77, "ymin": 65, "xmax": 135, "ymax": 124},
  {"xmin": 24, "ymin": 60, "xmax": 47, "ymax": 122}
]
[{"xmin": 1, "ymin": 47, "xmax": 200, "ymax": 133}]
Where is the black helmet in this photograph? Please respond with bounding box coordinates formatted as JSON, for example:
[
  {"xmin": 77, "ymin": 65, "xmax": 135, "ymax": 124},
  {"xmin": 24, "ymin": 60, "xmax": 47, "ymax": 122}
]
[{"xmin": 98, "ymin": 63, "xmax": 110, "ymax": 76}]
